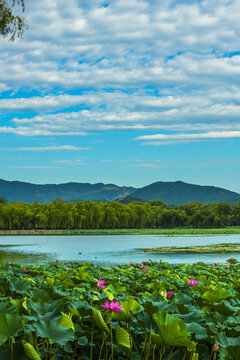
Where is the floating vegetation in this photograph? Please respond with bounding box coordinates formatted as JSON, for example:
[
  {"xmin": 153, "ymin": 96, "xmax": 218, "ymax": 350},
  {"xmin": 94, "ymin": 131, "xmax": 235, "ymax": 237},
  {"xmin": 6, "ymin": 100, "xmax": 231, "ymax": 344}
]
[{"xmin": 142, "ymin": 243, "xmax": 240, "ymax": 254}]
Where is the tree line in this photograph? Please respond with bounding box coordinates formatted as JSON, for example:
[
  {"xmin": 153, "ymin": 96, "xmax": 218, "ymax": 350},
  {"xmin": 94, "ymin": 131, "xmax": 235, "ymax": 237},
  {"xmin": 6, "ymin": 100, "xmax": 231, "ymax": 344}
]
[{"xmin": 0, "ymin": 198, "xmax": 240, "ymax": 230}]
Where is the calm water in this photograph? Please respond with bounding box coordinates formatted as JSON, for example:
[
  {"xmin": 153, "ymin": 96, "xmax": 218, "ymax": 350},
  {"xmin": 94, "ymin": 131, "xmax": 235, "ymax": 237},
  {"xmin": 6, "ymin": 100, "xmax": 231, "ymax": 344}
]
[{"xmin": 0, "ymin": 234, "xmax": 239, "ymax": 266}]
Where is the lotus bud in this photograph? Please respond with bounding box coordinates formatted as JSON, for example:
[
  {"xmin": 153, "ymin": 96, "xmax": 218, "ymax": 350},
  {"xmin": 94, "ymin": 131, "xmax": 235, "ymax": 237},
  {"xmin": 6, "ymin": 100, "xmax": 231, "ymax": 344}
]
[{"xmin": 212, "ymin": 344, "xmax": 220, "ymax": 352}]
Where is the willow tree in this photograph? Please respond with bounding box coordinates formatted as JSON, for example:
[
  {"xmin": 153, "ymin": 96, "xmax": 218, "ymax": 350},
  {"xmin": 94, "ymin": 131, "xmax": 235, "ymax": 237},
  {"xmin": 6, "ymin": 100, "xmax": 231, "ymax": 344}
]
[{"xmin": 0, "ymin": 0, "xmax": 26, "ymax": 40}]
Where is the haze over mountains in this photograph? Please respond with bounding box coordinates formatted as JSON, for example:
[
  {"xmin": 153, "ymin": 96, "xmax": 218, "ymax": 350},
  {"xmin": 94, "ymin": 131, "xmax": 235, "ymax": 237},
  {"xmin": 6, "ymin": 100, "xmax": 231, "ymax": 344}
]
[{"xmin": 1, "ymin": 179, "xmax": 240, "ymax": 205}]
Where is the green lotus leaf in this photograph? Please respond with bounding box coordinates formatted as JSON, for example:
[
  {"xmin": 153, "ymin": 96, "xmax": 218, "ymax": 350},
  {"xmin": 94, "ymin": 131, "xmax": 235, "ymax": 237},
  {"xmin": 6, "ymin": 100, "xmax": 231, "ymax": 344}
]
[
  {"xmin": 92, "ymin": 308, "xmax": 110, "ymax": 334},
  {"xmin": 112, "ymin": 299, "xmax": 140, "ymax": 321},
  {"xmin": 10, "ymin": 280, "xmax": 31, "ymax": 294},
  {"xmin": 35, "ymin": 320, "xmax": 74, "ymax": 345},
  {"xmin": 60, "ymin": 312, "xmax": 75, "ymax": 331},
  {"xmin": 175, "ymin": 293, "xmax": 193, "ymax": 305},
  {"xmin": 202, "ymin": 288, "xmax": 231, "ymax": 303},
  {"xmin": 115, "ymin": 327, "xmax": 131, "ymax": 355},
  {"xmin": 142, "ymin": 298, "xmax": 175, "ymax": 316},
  {"xmin": 22, "ymin": 340, "xmax": 41, "ymax": 360},
  {"xmin": 106, "ymin": 283, "xmax": 126, "ymax": 295},
  {"xmin": 226, "ymin": 315, "xmax": 240, "ymax": 325},
  {"xmin": 213, "ymin": 300, "xmax": 240, "ymax": 316},
  {"xmin": 135, "ymin": 311, "xmax": 152, "ymax": 328},
  {"xmin": 46, "ymin": 277, "xmax": 54, "ymax": 287},
  {"xmin": 227, "ymin": 346, "xmax": 240, "ymax": 360},
  {"xmin": 46, "ymin": 286, "xmax": 67, "ymax": 301},
  {"xmin": 69, "ymin": 306, "xmax": 80, "ymax": 317},
  {"xmin": 0, "ymin": 314, "xmax": 22, "ymax": 343},
  {"xmin": 11, "ymin": 298, "xmax": 30, "ymax": 316},
  {"xmin": 27, "ymin": 300, "xmax": 61, "ymax": 321},
  {"xmin": 0, "ymin": 301, "xmax": 16, "ymax": 314},
  {"xmin": 30, "ymin": 289, "xmax": 52, "ymax": 301},
  {"xmin": 69, "ymin": 301, "xmax": 92, "ymax": 316},
  {"xmin": 185, "ymin": 322, "xmax": 208, "ymax": 340},
  {"xmin": 152, "ymin": 311, "xmax": 196, "ymax": 351},
  {"xmin": 216, "ymin": 332, "xmax": 240, "ymax": 348},
  {"xmin": 78, "ymin": 336, "xmax": 88, "ymax": 346}
]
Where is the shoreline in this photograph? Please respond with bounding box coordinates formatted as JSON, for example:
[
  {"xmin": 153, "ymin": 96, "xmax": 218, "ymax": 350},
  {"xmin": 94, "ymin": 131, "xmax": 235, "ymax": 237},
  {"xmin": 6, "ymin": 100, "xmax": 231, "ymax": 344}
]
[{"xmin": 1, "ymin": 227, "xmax": 240, "ymax": 236}]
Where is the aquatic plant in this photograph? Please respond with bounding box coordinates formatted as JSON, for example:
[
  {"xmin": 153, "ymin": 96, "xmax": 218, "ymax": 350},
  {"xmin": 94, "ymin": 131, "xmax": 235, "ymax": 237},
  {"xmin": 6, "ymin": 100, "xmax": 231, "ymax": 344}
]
[{"xmin": 0, "ymin": 258, "xmax": 238, "ymax": 359}]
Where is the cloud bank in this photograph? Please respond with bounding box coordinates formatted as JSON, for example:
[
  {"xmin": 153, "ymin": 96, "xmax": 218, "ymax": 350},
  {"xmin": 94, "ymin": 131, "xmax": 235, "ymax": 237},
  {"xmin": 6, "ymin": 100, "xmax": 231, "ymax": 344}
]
[{"xmin": 1, "ymin": 0, "xmax": 240, "ymax": 140}]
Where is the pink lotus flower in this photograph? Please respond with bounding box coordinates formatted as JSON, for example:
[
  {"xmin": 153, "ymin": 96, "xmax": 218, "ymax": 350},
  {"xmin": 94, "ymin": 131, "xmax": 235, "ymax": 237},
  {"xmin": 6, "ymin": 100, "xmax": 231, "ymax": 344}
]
[
  {"xmin": 66, "ymin": 264, "xmax": 70, "ymax": 268},
  {"xmin": 127, "ymin": 262, "xmax": 131, "ymax": 265},
  {"xmin": 22, "ymin": 269, "xmax": 27, "ymax": 274},
  {"xmin": 226, "ymin": 266, "xmax": 229, "ymax": 270},
  {"xmin": 9, "ymin": 266, "xmax": 12, "ymax": 269},
  {"xmin": 214, "ymin": 263, "xmax": 217, "ymax": 266},
  {"xmin": 146, "ymin": 261, "xmax": 150, "ymax": 264},
  {"xmin": 167, "ymin": 291, "xmax": 174, "ymax": 296},
  {"xmin": 140, "ymin": 263, "xmax": 145, "ymax": 267},
  {"xmin": 97, "ymin": 279, "xmax": 106, "ymax": 289},
  {"xmin": 142, "ymin": 270, "xmax": 148, "ymax": 273},
  {"xmin": 102, "ymin": 300, "xmax": 123, "ymax": 312},
  {"xmin": 56, "ymin": 260, "xmax": 59, "ymax": 263},
  {"xmin": 227, "ymin": 258, "xmax": 232, "ymax": 262},
  {"xmin": 188, "ymin": 279, "xmax": 198, "ymax": 285}
]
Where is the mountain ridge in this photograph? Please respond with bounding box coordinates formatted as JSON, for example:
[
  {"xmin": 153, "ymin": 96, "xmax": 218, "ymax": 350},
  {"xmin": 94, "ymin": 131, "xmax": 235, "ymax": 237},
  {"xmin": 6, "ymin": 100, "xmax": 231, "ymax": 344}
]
[{"xmin": 1, "ymin": 178, "xmax": 240, "ymax": 205}]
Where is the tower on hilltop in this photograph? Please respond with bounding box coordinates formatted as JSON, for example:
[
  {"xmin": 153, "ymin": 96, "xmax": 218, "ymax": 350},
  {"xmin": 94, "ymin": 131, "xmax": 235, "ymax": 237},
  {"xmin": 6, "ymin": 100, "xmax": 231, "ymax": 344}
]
[{"xmin": 119, "ymin": 185, "xmax": 126, "ymax": 201}]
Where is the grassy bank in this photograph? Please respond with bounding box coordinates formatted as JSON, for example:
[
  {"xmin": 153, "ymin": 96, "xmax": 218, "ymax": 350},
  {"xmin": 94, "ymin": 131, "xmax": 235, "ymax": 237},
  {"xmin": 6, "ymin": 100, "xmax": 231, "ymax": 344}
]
[{"xmin": 1, "ymin": 227, "xmax": 240, "ymax": 236}]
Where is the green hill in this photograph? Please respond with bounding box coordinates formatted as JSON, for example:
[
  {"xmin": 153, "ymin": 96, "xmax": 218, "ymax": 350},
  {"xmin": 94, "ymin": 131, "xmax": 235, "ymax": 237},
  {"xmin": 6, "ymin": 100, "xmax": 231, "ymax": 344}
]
[
  {"xmin": 130, "ymin": 181, "xmax": 240, "ymax": 205},
  {"xmin": 0, "ymin": 179, "xmax": 135, "ymax": 203},
  {"xmin": 1, "ymin": 179, "xmax": 240, "ymax": 204}
]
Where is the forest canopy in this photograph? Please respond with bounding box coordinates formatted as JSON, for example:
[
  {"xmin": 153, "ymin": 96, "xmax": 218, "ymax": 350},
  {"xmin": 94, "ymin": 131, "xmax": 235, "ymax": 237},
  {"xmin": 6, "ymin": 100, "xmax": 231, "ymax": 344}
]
[{"xmin": 0, "ymin": 198, "xmax": 239, "ymax": 230}]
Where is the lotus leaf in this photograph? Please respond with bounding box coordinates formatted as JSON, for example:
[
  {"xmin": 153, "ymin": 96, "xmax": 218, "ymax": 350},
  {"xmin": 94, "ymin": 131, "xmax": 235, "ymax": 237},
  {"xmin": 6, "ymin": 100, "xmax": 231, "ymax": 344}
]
[
  {"xmin": 34, "ymin": 320, "xmax": 74, "ymax": 345},
  {"xmin": 0, "ymin": 314, "xmax": 22, "ymax": 343},
  {"xmin": 22, "ymin": 340, "xmax": 41, "ymax": 360},
  {"xmin": 92, "ymin": 308, "xmax": 110, "ymax": 334},
  {"xmin": 115, "ymin": 327, "xmax": 131, "ymax": 355},
  {"xmin": 112, "ymin": 299, "xmax": 140, "ymax": 321},
  {"xmin": 60, "ymin": 312, "xmax": 75, "ymax": 331},
  {"xmin": 202, "ymin": 288, "xmax": 231, "ymax": 303},
  {"xmin": 152, "ymin": 311, "xmax": 196, "ymax": 351}
]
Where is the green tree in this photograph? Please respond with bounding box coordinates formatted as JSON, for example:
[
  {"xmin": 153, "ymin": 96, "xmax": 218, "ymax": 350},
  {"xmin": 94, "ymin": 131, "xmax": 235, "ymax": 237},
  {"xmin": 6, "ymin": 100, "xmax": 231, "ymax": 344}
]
[
  {"xmin": 0, "ymin": 195, "xmax": 7, "ymax": 204},
  {"xmin": 0, "ymin": 0, "xmax": 26, "ymax": 40}
]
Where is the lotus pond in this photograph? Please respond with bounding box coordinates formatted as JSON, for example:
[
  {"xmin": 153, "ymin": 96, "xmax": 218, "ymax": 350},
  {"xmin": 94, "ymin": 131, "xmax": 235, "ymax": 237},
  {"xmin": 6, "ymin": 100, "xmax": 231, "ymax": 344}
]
[{"xmin": 0, "ymin": 259, "xmax": 239, "ymax": 360}]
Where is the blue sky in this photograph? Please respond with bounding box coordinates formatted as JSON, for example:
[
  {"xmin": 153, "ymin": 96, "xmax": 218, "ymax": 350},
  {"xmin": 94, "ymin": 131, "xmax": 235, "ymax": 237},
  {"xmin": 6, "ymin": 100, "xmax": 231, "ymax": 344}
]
[{"xmin": 1, "ymin": 0, "xmax": 240, "ymax": 192}]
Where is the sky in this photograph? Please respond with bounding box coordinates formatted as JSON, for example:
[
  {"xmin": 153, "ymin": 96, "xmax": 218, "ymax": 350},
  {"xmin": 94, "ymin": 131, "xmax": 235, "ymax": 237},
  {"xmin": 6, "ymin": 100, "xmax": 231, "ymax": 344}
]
[{"xmin": 1, "ymin": 0, "xmax": 240, "ymax": 192}]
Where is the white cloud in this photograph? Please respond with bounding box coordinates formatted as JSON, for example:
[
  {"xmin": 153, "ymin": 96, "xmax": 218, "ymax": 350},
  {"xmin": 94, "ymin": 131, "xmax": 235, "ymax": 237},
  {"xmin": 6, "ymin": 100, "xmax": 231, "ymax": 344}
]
[
  {"xmin": 135, "ymin": 131, "xmax": 240, "ymax": 141},
  {"xmin": 5, "ymin": 145, "xmax": 89, "ymax": 151},
  {"xmin": 1, "ymin": 0, "xmax": 240, "ymax": 138}
]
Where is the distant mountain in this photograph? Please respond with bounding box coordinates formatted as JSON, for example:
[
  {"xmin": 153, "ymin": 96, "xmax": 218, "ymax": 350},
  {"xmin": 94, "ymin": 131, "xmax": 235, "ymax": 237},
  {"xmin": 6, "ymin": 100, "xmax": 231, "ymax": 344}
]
[
  {"xmin": 129, "ymin": 181, "xmax": 240, "ymax": 205},
  {"xmin": 1, "ymin": 179, "xmax": 240, "ymax": 204},
  {"xmin": 0, "ymin": 179, "xmax": 136, "ymax": 203}
]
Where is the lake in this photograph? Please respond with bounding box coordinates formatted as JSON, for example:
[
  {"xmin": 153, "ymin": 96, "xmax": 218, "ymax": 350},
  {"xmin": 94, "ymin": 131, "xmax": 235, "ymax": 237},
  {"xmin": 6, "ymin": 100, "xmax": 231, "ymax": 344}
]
[{"xmin": 0, "ymin": 234, "xmax": 239, "ymax": 266}]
